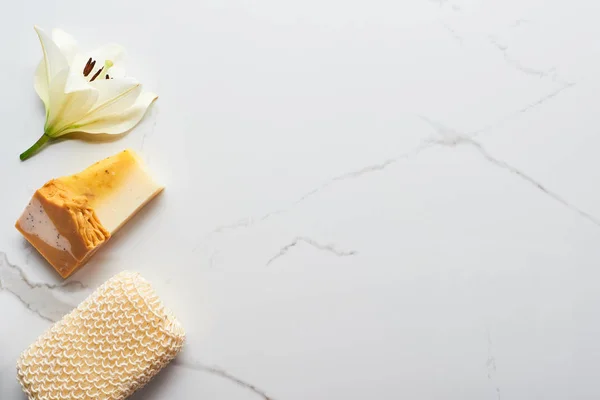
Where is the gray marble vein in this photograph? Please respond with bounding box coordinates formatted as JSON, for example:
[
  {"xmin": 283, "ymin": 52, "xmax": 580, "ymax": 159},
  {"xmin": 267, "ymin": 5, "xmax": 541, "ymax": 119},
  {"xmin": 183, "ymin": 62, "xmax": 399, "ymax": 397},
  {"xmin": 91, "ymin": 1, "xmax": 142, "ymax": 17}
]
[
  {"xmin": 469, "ymin": 140, "xmax": 600, "ymax": 226},
  {"xmin": 291, "ymin": 143, "xmax": 433, "ymax": 208},
  {"xmin": 488, "ymin": 36, "xmax": 553, "ymax": 78},
  {"xmin": 202, "ymin": 86, "xmax": 575, "ymax": 243},
  {"xmin": 0, "ymin": 252, "xmax": 89, "ymax": 323},
  {"xmin": 210, "ymin": 217, "xmax": 255, "ymax": 235},
  {"xmin": 214, "ymin": 145, "xmax": 428, "ymax": 228},
  {"xmin": 197, "ymin": 143, "xmax": 432, "ymax": 246},
  {"xmin": 174, "ymin": 360, "xmax": 275, "ymax": 400},
  {"xmin": 420, "ymin": 117, "xmax": 600, "ymax": 227},
  {"xmin": 470, "ymin": 83, "xmax": 575, "ymax": 137},
  {"xmin": 267, "ymin": 237, "xmax": 357, "ymax": 266},
  {"xmin": 514, "ymin": 83, "xmax": 575, "ymax": 114},
  {"xmin": 261, "ymin": 82, "xmax": 572, "ymax": 213}
]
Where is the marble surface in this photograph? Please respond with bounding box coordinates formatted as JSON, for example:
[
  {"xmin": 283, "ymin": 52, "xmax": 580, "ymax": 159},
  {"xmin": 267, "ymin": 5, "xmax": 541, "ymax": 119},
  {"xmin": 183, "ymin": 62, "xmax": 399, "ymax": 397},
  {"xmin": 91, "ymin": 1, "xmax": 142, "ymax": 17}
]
[{"xmin": 2, "ymin": 0, "xmax": 600, "ymax": 398}]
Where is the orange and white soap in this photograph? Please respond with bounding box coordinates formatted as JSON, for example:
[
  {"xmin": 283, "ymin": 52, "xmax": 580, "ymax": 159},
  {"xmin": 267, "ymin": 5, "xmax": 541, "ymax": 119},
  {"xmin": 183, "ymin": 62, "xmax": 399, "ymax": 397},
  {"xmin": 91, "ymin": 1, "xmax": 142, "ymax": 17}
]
[{"xmin": 16, "ymin": 149, "xmax": 163, "ymax": 278}]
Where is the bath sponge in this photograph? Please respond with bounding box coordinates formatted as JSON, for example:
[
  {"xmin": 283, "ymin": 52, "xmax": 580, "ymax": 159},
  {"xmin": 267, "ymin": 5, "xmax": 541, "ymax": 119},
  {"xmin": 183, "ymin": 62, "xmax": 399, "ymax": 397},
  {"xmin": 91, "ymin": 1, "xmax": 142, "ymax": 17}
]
[{"xmin": 17, "ymin": 271, "xmax": 185, "ymax": 400}]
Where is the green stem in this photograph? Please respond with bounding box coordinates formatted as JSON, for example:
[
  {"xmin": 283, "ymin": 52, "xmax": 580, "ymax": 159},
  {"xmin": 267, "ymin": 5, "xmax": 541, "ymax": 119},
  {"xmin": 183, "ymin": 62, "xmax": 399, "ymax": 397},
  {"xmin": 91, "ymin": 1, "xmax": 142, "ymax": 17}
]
[{"xmin": 20, "ymin": 133, "xmax": 51, "ymax": 161}]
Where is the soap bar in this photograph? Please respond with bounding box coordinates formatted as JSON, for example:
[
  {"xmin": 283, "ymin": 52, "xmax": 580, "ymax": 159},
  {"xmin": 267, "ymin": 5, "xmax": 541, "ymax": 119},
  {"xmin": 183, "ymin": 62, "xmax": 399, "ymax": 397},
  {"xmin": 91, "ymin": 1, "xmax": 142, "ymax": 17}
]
[
  {"xmin": 16, "ymin": 149, "xmax": 163, "ymax": 278},
  {"xmin": 17, "ymin": 271, "xmax": 185, "ymax": 400}
]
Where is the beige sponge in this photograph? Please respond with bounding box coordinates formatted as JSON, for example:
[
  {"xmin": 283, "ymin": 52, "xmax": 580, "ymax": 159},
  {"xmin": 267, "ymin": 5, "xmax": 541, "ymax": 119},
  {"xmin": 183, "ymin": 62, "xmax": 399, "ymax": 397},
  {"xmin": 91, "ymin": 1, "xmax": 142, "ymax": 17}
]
[{"xmin": 17, "ymin": 271, "xmax": 185, "ymax": 400}]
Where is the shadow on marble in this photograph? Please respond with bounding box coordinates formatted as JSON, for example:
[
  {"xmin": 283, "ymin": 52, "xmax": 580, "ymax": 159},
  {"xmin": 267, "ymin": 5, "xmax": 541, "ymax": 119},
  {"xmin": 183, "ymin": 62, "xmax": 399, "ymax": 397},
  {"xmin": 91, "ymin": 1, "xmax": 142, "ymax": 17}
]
[{"xmin": 19, "ymin": 238, "xmax": 66, "ymax": 284}]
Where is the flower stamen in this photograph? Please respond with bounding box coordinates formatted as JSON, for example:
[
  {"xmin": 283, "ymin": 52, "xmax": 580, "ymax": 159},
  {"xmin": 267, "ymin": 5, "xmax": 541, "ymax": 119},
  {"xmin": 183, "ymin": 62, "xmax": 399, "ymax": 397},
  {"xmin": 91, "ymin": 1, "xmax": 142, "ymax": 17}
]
[
  {"xmin": 90, "ymin": 60, "xmax": 113, "ymax": 82},
  {"xmin": 90, "ymin": 67, "xmax": 103, "ymax": 82},
  {"xmin": 83, "ymin": 57, "xmax": 96, "ymax": 77}
]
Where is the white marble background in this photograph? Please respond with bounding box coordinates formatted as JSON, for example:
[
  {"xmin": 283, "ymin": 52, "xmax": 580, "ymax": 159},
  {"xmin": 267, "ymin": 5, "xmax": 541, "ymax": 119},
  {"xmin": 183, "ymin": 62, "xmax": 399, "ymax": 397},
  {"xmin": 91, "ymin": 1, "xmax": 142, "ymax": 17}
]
[{"xmin": 2, "ymin": 0, "xmax": 600, "ymax": 398}]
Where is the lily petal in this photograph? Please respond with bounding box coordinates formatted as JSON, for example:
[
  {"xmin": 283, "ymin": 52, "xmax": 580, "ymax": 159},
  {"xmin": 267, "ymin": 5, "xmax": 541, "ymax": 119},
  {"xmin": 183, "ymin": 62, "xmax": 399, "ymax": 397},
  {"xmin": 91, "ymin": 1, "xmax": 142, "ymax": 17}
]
[
  {"xmin": 34, "ymin": 61, "xmax": 49, "ymax": 109},
  {"xmin": 52, "ymin": 28, "xmax": 78, "ymax": 65},
  {"xmin": 107, "ymin": 65, "xmax": 126, "ymax": 79},
  {"xmin": 44, "ymin": 68, "xmax": 67, "ymax": 131},
  {"xmin": 91, "ymin": 44, "xmax": 125, "ymax": 64},
  {"xmin": 34, "ymin": 26, "xmax": 69, "ymax": 111},
  {"xmin": 46, "ymin": 71, "xmax": 98, "ymax": 136},
  {"xmin": 57, "ymin": 78, "xmax": 141, "ymax": 133},
  {"xmin": 88, "ymin": 78, "xmax": 142, "ymax": 116},
  {"xmin": 64, "ymin": 91, "xmax": 157, "ymax": 135}
]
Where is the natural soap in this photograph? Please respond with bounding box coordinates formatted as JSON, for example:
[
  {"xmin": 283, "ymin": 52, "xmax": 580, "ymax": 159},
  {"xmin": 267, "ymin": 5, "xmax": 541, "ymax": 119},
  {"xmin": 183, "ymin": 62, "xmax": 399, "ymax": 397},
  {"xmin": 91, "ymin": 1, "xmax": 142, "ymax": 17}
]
[{"xmin": 16, "ymin": 149, "xmax": 163, "ymax": 278}]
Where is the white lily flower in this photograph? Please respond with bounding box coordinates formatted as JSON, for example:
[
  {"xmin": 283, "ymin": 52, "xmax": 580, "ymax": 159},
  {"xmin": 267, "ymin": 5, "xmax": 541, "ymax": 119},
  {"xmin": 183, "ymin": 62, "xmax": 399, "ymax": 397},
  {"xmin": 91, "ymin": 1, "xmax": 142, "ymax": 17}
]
[{"xmin": 20, "ymin": 26, "xmax": 157, "ymax": 160}]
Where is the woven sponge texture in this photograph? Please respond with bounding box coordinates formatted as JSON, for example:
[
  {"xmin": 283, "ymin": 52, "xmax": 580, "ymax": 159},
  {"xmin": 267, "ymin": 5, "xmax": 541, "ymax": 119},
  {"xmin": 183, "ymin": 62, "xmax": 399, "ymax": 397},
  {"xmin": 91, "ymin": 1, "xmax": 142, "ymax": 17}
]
[{"xmin": 17, "ymin": 271, "xmax": 185, "ymax": 400}]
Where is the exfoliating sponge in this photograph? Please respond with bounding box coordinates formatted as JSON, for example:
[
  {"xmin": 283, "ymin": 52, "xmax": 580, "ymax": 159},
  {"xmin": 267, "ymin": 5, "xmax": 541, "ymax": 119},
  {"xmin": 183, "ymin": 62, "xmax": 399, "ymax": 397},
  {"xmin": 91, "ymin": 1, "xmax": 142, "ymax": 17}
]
[{"xmin": 17, "ymin": 271, "xmax": 185, "ymax": 400}]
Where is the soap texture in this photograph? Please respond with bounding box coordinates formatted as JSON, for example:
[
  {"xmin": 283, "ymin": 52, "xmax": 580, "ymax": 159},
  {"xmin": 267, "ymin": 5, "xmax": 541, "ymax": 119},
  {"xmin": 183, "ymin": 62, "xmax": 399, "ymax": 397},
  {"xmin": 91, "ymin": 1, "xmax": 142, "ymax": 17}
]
[
  {"xmin": 16, "ymin": 271, "xmax": 185, "ymax": 400},
  {"xmin": 15, "ymin": 149, "xmax": 164, "ymax": 278}
]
